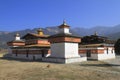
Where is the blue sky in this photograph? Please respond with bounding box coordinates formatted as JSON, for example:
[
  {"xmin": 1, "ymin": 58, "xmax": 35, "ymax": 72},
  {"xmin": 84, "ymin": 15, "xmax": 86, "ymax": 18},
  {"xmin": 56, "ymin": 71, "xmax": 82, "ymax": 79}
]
[{"xmin": 0, "ymin": 0, "xmax": 120, "ymax": 31}]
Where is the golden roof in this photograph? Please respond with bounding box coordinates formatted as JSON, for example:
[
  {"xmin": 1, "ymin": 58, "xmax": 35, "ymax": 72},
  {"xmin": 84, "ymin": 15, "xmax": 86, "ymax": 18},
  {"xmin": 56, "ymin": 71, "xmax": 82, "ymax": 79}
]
[{"xmin": 22, "ymin": 33, "xmax": 49, "ymax": 39}]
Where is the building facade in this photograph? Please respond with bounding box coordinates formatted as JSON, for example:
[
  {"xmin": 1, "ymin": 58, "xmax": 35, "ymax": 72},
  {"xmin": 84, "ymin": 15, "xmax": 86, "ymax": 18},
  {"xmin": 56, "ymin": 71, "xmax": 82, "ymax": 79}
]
[
  {"xmin": 79, "ymin": 33, "xmax": 115, "ymax": 60},
  {"xmin": 7, "ymin": 21, "xmax": 116, "ymax": 63},
  {"xmin": 42, "ymin": 20, "xmax": 87, "ymax": 63},
  {"xmin": 7, "ymin": 29, "xmax": 50, "ymax": 60}
]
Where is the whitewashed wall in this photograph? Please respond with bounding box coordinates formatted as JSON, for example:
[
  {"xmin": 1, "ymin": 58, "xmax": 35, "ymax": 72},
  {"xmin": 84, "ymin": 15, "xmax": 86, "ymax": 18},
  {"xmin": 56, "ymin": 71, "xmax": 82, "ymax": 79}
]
[
  {"xmin": 50, "ymin": 43, "xmax": 80, "ymax": 58},
  {"xmin": 43, "ymin": 42, "xmax": 87, "ymax": 63},
  {"xmin": 79, "ymin": 47, "xmax": 116, "ymax": 60},
  {"xmin": 64, "ymin": 43, "xmax": 80, "ymax": 58},
  {"xmin": 50, "ymin": 43, "xmax": 65, "ymax": 58},
  {"xmin": 60, "ymin": 28, "xmax": 70, "ymax": 34},
  {"xmin": 12, "ymin": 54, "xmax": 42, "ymax": 60}
]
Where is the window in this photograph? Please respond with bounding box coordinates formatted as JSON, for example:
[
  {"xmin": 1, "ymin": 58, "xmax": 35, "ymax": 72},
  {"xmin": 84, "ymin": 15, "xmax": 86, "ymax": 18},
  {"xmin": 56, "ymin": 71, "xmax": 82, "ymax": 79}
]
[
  {"xmin": 26, "ymin": 50, "xmax": 29, "ymax": 57},
  {"xmin": 16, "ymin": 50, "xmax": 18, "ymax": 56},
  {"xmin": 42, "ymin": 50, "xmax": 45, "ymax": 57},
  {"xmin": 26, "ymin": 53, "xmax": 28, "ymax": 57},
  {"xmin": 16, "ymin": 53, "xmax": 18, "ymax": 56},
  {"xmin": 86, "ymin": 50, "xmax": 91, "ymax": 57}
]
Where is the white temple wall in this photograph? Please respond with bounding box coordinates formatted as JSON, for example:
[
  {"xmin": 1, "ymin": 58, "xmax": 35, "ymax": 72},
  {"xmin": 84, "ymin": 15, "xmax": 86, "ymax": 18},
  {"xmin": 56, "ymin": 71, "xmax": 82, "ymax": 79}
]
[
  {"xmin": 60, "ymin": 28, "xmax": 70, "ymax": 34},
  {"xmin": 50, "ymin": 43, "xmax": 65, "ymax": 58},
  {"xmin": 64, "ymin": 43, "xmax": 80, "ymax": 58},
  {"xmin": 11, "ymin": 54, "xmax": 43, "ymax": 60},
  {"xmin": 50, "ymin": 43, "xmax": 80, "ymax": 58},
  {"xmin": 79, "ymin": 47, "xmax": 116, "ymax": 60},
  {"xmin": 15, "ymin": 37, "xmax": 20, "ymax": 40},
  {"xmin": 43, "ymin": 42, "xmax": 87, "ymax": 63},
  {"xmin": 98, "ymin": 51, "xmax": 115, "ymax": 60}
]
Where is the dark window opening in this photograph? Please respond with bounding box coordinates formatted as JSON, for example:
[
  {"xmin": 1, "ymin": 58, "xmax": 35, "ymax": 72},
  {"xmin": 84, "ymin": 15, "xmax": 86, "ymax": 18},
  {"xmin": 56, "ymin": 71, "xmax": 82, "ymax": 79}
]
[
  {"xmin": 33, "ymin": 56, "xmax": 35, "ymax": 60},
  {"xmin": 86, "ymin": 50, "xmax": 91, "ymax": 57},
  {"xmin": 16, "ymin": 50, "xmax": 18, "ymax": 56},
  {"xmin": 16, "ymin": 53, "xmax": 18, "ymax": 56},
  {"xmin": 42, "ymin": 50, "xmax": 45, "ymax": 57},
  {"xmin": 26, "ymin": 50, "xmax": 29, "ymax": 57},
  {"xmin": 26, "ymin": 53, "xmax": 28, "ymax": 57},
  {"xmin": 107, "ymin": 48, "xmax": 108, "ymax": 54}
]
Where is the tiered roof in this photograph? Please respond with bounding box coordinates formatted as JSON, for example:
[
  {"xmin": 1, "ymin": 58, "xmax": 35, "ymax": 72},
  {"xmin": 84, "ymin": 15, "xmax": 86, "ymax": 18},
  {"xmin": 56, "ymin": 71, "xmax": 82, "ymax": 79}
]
[
  {"xmin": 7, "ymin": 29, "xmax": 50, "ymax": 48},
  {"xmin": 7, "ymin": 33, "xmax": 25, "ymax": 46},
  {"xmin": 81, "ymin": 32, "xmax": 115, "ymax": 44}
]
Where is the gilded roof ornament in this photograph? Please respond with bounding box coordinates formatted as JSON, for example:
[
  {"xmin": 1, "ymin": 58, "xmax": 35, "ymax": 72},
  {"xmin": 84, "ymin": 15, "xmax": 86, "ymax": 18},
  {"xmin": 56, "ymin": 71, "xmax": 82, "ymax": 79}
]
[
  {"xmin": 63, "ymin": 19, "xmax": 67, "ymax": 25},
  {"xmin": 15, "ymin": 33, "xmax": 20, "ymax": 37},
  {"xmin": 94, "ymin": 31, "xmax": 98, "ymax": 36}
]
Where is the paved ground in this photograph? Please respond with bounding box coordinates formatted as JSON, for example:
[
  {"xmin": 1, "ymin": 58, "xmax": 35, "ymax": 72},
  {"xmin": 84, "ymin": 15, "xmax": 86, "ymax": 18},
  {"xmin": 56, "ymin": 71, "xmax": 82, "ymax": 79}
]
[{"xmin": 103, "ymin": 56, "xmax": 120, "ymax": 69}]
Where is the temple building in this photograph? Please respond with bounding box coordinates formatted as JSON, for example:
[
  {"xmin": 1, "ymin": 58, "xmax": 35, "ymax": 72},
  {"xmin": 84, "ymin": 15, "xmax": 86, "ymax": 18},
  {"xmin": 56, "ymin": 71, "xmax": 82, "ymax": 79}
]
[
  {"xmin": 7, "ymin": 29, "xmax": 50, "ymax": 60},
  {"xmin": 7, "ymin": 21, "xmax": 116, "ymax": 63},
  {"xmin": 42, "ymin": 20, "xmax": 87, "ymax": 63},
  {"xmin": 79, "ymin": 32, "xmax": 116, "ymax": 60}
]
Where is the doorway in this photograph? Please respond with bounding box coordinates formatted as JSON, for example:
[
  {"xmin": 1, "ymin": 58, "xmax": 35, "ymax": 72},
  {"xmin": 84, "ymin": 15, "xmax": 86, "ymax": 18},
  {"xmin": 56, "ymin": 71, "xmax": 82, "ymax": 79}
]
[
  {"xmin": 33, "ymin": 55, "xmax": 35, "ymax": 60},
  {"xmin": 86, "ymin": 50, "xmax": 91, "ymax": 57},
  {"xmin": 41, "ymin": 50, "xmax": 45, "ymax": 57}
]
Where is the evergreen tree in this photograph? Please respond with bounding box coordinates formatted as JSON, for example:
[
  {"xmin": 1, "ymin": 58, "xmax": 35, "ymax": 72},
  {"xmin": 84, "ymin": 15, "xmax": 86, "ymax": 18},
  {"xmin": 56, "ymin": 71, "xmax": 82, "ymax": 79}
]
[{"xmin": 114, "ymin": 38, "xmax": 120, "ymax": 55}]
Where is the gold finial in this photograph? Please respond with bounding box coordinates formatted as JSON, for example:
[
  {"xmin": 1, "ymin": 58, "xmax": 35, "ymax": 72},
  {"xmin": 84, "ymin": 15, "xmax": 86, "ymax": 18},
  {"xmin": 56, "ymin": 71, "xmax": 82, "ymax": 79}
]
[
  {"xmin": 94, "ymin": 31, "xmax": 98, "ymax": 36},
  {"xmin": 59, "ymin": 19, "xmax": 70, "ymax": 29},
  {"xmin": 37, "ymin": 28, "xmax": 43, "ymax": 35},
  {"xmin": 63, "ymin": 19, "xmax": 67, "ymax": 25},
  {"xmin": 38, "ymin": 28, "xmax": 42, "ymax": 31},
  {"xmin": 15, "ymin": 33, "xmax": 20, "ymax": 37}
]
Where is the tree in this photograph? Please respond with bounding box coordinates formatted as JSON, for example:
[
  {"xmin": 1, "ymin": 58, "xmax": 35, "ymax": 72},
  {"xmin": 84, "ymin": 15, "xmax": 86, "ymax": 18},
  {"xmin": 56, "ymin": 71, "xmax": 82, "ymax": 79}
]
[{"xmin": 114, "ymin": 38, "xmax": 120, "ymax": 55}]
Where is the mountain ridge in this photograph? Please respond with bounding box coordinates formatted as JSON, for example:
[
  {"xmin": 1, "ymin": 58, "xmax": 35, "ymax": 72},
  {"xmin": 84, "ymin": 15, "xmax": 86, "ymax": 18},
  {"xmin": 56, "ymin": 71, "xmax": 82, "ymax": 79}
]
[{"xmin": 0, "ymin": 25, "xmax": 120, "ymax": 48}]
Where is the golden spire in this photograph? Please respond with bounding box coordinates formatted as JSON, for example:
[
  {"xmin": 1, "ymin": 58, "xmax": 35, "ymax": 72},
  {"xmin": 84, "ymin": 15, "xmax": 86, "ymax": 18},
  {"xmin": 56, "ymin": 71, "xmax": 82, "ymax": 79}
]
[
  {"xmin": 94, "ymin": 31, "xmax": 98, "ymax": 36},
  {"xmin": 59, "ymin": 19, "xmax": 70, "ymax": 29},
  {"xmin": 63, "ymin": 19, "xmax": 67, "ymax": 25},
  {"xmin": 37, "ymin": 28, "xmax": 43, "ymax": 35},
  {"xmin": 15, "ymin": 33, "xmax": 20, "ymax": 37}
]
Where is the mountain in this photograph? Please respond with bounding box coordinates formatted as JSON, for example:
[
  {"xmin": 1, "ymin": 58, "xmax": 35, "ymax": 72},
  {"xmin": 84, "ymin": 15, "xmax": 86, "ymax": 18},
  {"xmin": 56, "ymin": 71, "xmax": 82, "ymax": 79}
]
[
  {"xmin": 0, "ymin": 31, "xmax": 10, "ymax": 35},
  {"xmin": 0, "ymin": 27, "xmax": 69, "ymax": 49},
  {"xmin": 1, "ymin": 24, "xmax": 120, "ymax": 49},
  {"xmin": 107, "ymin": 32, "xmax": 120, "ymax": 40},
  {"xmin": 73, "ymin": 24, "xmax": 120, "ymax": 37},
  {"xmin": 73, "ymin": 24, "xmax": 120, "ymax": 40}
]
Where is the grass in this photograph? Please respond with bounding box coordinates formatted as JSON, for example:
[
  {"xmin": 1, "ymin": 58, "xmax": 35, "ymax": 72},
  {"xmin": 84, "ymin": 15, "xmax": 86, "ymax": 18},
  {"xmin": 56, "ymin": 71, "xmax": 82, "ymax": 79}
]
[
  {"xmin": 0, "ymin": 53, "xmax": 120, "ymax": 80},
  {"xmin": 0, "ymin": 54, "xmax": 3, "ymax": 57},
  {"xmin": 0, "ymin": 50, "xmax": 7, "ymax": 57}
]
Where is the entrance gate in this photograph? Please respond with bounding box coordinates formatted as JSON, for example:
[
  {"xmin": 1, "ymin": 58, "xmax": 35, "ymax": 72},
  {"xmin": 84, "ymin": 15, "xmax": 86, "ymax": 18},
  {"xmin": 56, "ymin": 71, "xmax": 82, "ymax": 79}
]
[{"xmin": 86, "ymin": 50, "xmax": 91, "ymax": 59}]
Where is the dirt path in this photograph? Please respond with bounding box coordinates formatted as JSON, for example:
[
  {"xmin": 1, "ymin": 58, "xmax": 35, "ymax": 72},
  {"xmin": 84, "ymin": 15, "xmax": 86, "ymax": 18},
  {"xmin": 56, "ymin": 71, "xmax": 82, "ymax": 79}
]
[{"xmin": 103, "ymin": 56, "xmax": 120, "ymax": 69}]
